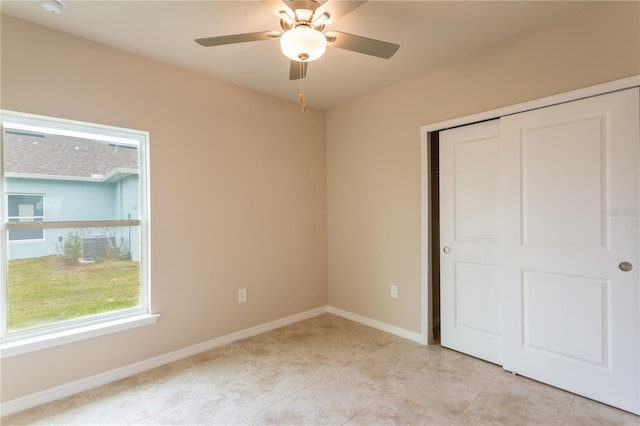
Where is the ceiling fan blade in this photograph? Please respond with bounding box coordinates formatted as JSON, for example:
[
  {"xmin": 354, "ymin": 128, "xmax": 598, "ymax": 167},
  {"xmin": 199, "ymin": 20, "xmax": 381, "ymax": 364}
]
[
  {"xmin": 315, "ymin": 1, "xmax": 366, "ymax": 24},
  {"xmin": 195, "ymin": 31, "xmax": 280, "ymax": 47},
  {"xmin": 289, "ymin": 60, "xmax": 308, "ymax": 80},
  {"xmin": 325, "ymin": 31, "xmax": 399, "ymax": 59}
]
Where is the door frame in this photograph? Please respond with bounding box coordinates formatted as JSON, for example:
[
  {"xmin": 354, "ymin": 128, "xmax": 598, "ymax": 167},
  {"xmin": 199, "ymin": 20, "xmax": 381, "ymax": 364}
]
[{"xmin": 419, "ymin": 75, "xmax": 640, "ymax": 345}]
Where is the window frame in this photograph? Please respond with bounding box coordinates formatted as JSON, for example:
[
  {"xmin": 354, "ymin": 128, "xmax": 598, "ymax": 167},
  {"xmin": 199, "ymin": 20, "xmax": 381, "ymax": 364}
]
[
  {"xmin": 7, "ymin": 193, "xmax": 46, "ymax": 242},
  {"xmin": 0, "ymin": 110, "xmax": 155, "ymax": 356}
]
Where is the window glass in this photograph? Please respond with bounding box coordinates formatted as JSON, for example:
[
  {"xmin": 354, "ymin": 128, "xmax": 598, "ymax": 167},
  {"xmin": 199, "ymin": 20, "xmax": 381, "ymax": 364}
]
[
  {"xmin": 3, "ymin": 130, "xmax": 140, "ymax": 222},
  {"xmin": 1, "ymin": 111, "xmax": 149, "ymax": 340}
]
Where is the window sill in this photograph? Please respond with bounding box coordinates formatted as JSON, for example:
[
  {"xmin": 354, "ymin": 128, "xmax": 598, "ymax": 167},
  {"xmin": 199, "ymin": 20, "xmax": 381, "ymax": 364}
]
[{"xmin": 0, "ymin": 313, "xmax": 160, "ymax": 359}]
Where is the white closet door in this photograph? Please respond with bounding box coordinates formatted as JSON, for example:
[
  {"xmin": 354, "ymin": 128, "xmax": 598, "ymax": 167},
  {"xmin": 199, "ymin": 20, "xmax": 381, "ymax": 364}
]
[
  {"xmin": 440, "ymin": 119, "xmax": 503, "ymax": 364},
  {"xmin": 501, "ymin": 88, "xmax": 639, "ymax": 414}
]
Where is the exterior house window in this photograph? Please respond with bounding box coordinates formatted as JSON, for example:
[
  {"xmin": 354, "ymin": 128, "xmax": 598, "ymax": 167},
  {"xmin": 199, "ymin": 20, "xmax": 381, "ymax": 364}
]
[
  {"xmin": 7, "ymin": 194, "xmax": 45, "ymax": 241},
  {"xmin": 1, "ymin": 111, "xmax": 154, "ymax": 354}
]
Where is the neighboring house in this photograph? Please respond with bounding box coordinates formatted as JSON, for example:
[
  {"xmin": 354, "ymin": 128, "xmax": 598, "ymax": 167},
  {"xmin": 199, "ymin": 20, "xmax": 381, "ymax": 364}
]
[{"xmin": 4, "ymin": 129, "xmax": 140, "ymax": 261}]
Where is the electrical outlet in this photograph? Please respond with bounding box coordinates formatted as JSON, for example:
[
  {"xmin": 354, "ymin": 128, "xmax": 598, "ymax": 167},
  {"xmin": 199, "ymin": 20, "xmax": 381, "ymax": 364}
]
[
  {"xmin": 390, "ymin": 285, "xmax": 398, "ymax": 299},
  {"xmin": 238, "ymin": 288, "xmax": 247, "ymax": 303}
]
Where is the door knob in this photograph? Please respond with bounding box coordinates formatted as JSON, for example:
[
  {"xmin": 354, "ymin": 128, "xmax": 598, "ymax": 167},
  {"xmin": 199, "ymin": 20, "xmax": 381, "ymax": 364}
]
[
  {"xmin": 443, "ymin": 246, "xmax": 451, "ymax": 254},
  {"xmin": 619, "ymin": 262, "xmax": 633, "ymax": 272}
]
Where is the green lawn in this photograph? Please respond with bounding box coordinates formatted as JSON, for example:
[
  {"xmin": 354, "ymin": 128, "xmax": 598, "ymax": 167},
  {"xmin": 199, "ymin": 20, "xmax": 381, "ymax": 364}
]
[{"xmin": 8, "ymin": 255, "xmax": 140, "ymax": 331}]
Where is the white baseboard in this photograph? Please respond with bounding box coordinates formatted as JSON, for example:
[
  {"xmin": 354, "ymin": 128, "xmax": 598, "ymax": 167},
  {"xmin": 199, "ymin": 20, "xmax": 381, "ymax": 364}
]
[
  {"xmin": 327, "ymin": 306, "xmax": 425, "ymax": 344},
  {"xmin": 1, "ymin": 306, "xmax": 328, "ymax": 417}
]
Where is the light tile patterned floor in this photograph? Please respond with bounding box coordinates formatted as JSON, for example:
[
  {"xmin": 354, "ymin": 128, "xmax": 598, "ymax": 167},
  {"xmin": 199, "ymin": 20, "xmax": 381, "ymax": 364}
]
[{"xmin": 3, "ymin": 314, "xmax": 640, "ymax": 425}]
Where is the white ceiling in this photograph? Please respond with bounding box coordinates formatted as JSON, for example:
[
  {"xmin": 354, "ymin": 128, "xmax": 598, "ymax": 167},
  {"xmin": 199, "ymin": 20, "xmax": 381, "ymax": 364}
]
[{"xmin": 1, "ymin": 0, "xmax": 597, "ymax": 110}]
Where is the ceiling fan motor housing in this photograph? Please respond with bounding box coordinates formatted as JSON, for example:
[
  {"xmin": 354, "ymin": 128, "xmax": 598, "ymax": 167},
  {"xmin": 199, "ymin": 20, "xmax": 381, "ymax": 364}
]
[{"xmin": 278, "ymin": 0, "xmax": 330, "ymax": 62}]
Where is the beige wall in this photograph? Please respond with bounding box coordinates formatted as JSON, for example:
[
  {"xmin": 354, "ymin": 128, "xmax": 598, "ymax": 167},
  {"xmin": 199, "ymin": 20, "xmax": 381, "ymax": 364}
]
[
  {"xmin": 327, "ymin": 1, "xmax": 640, "ymax": 333},
  {"xmin": 0, "ymin": 15, "xmax": 327, "ymax": 402}
]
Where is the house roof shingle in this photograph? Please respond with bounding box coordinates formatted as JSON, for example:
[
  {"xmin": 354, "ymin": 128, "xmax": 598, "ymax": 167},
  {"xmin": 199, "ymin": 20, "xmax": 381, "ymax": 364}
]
[{"xmin": 3, "ymin": 130, "xmax": 139, "ymax": 179}]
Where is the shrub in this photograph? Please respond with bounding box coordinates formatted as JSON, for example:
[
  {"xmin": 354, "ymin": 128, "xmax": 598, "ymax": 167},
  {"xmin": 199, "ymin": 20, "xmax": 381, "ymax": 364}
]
[{"xmin": 56, "ymin": 231, "xmax": 82, "ymax": 265}]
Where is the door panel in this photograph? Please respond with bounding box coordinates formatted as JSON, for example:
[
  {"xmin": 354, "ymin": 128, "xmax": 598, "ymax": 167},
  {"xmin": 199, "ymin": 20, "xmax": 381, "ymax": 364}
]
[
  {"xmin": 440, "ymin": 119, "xmax": 503, "ymax": 364},
  {"xmin": 502, "ymin": 88, "xmax": 639, "ymax": 414},
  {"xmin": 453, "ymin": 131, "xmax": 503, "ymax": 242},
  {"xmin": 522, "ymin": 271, "xmax": 608, "ymax": 365},
  {"xmin": 455, "ymin": 261, "xmax": 502, "ymax": 337},
  {"xmin": 521, "ymin": 116, "xmax": 608, "ymax": 248}
]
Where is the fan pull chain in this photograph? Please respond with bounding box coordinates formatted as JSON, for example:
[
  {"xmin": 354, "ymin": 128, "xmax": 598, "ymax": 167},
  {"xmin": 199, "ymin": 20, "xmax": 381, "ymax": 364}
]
[{"xmin": 298, "ymin": 61, "xmax": 307, "ymax": 113}]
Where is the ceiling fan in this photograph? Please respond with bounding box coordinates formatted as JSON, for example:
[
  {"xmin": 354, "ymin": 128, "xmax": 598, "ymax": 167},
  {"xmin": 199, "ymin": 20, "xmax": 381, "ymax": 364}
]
[{"xmin": 195, "ymin": 0, "xmax": 400, "ymax": 81}]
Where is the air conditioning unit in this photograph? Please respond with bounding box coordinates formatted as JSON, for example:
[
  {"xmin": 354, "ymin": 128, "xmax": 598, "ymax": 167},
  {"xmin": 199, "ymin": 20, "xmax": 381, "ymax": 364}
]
[{"xmin": 81, "ymin": 235, "xmax": 116, "ymax": 260}]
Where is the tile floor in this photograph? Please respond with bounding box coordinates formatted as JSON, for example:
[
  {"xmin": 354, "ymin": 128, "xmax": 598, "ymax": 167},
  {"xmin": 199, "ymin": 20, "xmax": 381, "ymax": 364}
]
[{"xmin": 2, "ymin": 314, "xmax": 640, "ymax": 425}]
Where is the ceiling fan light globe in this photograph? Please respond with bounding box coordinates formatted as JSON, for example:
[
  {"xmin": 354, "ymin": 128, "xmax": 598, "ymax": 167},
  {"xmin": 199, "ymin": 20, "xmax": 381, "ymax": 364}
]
[{"xmin": 280, "ymin": 26, "xmax": 326, "ymax": 62}]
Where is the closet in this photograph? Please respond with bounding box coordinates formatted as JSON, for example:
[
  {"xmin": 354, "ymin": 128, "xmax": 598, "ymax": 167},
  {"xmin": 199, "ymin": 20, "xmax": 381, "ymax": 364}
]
[{"xmin": 439, "ymin": 88, "xmax": 639, "ymax": 414}]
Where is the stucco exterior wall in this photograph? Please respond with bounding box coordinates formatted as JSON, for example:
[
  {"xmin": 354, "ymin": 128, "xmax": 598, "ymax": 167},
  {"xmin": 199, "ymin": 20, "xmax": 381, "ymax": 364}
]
[{"xmin": 5, "ymin": 177, "xmax": 130, "ymax": 259}]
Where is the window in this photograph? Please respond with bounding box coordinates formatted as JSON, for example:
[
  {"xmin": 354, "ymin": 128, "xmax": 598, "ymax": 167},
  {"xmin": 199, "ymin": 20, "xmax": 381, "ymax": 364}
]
[
  {"xmin": 1, "ymin": 111, "xmax": 153, "ymax": 353},
  {"xmin": 7, "ymin": 194, "xmax": 45, "ymax": 241}
]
